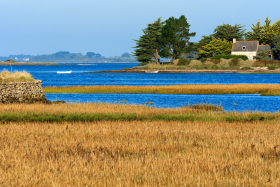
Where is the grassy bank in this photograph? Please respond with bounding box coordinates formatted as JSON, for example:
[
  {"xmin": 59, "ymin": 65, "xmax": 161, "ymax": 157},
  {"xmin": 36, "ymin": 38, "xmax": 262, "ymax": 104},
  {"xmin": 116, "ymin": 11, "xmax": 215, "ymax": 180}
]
[
  {"xmin": 43, "ymin": 84, "xmax": 280, "ymax": 96},
  {"xmin": 0, "ymin": 103, "xmax": 279, "ymax": 123},
  {"xmin": 0, "ymin": 70, "xmax": 34, "ymax": 82}
]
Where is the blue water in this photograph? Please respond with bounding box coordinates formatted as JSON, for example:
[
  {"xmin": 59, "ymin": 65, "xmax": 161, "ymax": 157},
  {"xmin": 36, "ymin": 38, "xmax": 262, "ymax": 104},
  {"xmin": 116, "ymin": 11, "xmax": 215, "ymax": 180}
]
[
  {"xmin": 1, "ymin": 63, "xmax": 280, "ymax": 112},
  {"xmin": 46, "ymin": 93, "xmax": 280, "ymax": 112}
]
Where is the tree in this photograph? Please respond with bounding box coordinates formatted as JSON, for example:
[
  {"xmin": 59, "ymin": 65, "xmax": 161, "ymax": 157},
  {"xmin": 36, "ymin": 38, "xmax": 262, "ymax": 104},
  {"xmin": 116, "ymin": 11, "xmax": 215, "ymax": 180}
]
[
  {"xmin": 160, "ymin": 15, "xmax": 196, "ymax": 63},
  {"xmin": 133, "ymin": 18, "xmax": 164, "ymax": 64},
  {"xmin": 212, "ymin": 24, "xmax": 246, "ymax": 42},
  {"xmin": 198, "ymin": 38, "xmax": 232, "ymax": 58},
  {"xmin": 272, "ymin": 35, "xmax": 280, "ymax": 60},
  {"xmin": 94, "ymin": 53, "xmax": 101, "ymax": 58},
  {"xmin": 246, "ymin": 17, "xmax": 280, "ymax": 45},
  {"xmin": 121, "ymin": 53, "xmax": 131, "ymax": 58},
  {"xmin": 245, "ymin": 19, "xmax": 263, "ymax": 41},
  {"xmin": 86, "ymin": 52, "xmax": 95, "ymax": 58},
  {"xmin": 195, "ymin": 35, "xmax": 213, "ymax": 49},
  {"xmin": 254, "ymin": 50, "xmax": 270, "ymax": 60}
]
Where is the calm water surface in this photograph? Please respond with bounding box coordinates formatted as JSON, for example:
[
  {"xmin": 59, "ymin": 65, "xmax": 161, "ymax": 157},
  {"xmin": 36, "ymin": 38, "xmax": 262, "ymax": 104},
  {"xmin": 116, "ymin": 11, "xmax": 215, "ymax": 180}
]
[{"xmin": 1, "ymin": 63, "xmax": 280, "ymax": 112}]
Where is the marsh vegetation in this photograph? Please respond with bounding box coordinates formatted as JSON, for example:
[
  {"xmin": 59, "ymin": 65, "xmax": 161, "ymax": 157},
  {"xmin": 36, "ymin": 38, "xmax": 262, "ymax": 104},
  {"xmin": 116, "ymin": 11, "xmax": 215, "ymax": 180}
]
[
  {"xmin": 0, "ymin": 103, "xmax": 280, "ymax": 186},
  {"xmin": 43, "ymin": 84, "xmax": 280, "ymax": 96}
]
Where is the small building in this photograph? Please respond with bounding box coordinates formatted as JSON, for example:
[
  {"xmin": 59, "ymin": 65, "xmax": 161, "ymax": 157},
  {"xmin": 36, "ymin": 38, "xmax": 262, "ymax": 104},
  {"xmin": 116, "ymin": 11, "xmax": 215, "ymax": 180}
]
[{"xmin": 231, "ymin": 38, "xmax": 273, "ymax": 60}]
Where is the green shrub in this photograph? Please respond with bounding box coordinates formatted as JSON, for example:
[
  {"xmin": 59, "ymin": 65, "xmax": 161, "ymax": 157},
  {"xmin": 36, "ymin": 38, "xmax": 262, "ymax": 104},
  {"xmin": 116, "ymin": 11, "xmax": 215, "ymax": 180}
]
[
  {"xmin": 242, "ymin": 66, "xmax": 253, "ymax": 70},
  {"xmin": 200, "ymin": 58, "xmax": 207, "ymax": 63},
  {"xmin": 214, "ymin": 55, "xmax": 248, "ymax": 60},
  {"xmin": 190, "ymin": 104, "xmax": 224, "ymax": 111},
  {"xmin": 229, "ymin": 58, "xmax": 239, "ymax": 67},
  {"xmin": 188, "ymin": 60, "xmax": 203, "ymax": 68},
  {"xmin": 267, "ymin": 65, "xmax": 276, "ymax": 70},
  {"xmin": 177, "ymin": 58, "xmax": 191, "ymax": 66},
  {"xmin": 208, "ymin": 65, "xmax": 219, "ymax": 69}
]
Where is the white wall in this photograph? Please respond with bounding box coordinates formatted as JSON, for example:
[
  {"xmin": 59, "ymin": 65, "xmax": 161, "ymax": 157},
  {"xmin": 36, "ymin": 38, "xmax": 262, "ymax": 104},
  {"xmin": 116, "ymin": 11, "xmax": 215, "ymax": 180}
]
[{"xmin": 231, "ymin": 52, "xmax": 257, "ymax": 60}]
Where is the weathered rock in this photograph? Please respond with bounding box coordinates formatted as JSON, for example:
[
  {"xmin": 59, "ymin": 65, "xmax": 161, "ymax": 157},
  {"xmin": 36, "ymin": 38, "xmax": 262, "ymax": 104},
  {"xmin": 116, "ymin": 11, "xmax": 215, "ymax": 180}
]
[{"xmin": 0, "ymin": 80, "xmax": 51, "ymax": 104}]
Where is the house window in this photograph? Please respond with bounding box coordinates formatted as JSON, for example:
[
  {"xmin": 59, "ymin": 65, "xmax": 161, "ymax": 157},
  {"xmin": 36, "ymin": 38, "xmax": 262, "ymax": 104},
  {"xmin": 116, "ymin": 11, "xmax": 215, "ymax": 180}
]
[{"xmin": 242, "ymin": 46, "xmax": 246, "ymax": 50}]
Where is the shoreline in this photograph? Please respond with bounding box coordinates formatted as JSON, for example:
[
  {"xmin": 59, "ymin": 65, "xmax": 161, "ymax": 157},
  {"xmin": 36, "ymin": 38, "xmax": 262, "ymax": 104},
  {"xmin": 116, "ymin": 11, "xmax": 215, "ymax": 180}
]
[{"xmin": 88, "ymin": 68, "xmax": 280, "ymax": 73}]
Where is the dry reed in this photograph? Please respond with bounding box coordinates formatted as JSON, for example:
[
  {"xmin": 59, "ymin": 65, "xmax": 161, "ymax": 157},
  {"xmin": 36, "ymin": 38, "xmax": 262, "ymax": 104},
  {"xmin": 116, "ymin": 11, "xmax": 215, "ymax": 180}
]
[
  {"xmin": 43, "ymin": 84, "xmax": 280, "ymax": 95},
  {"xmin": 0, "ymin": 70, "xmax": 34, "ymax": 82},
  {"xmin": 1, "ymin": 120, "xmax": 280, "ymax": 186}
]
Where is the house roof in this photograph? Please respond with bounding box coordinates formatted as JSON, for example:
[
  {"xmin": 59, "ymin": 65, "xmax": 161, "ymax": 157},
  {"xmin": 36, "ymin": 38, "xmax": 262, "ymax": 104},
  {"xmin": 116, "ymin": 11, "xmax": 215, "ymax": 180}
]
[
  {"xmin": 232, "ymin": 41, "xmax": 259, "ymax": 52},
  {"xmin": 257, "ymin": 45, "xmax": 273, "ymax": 53}
]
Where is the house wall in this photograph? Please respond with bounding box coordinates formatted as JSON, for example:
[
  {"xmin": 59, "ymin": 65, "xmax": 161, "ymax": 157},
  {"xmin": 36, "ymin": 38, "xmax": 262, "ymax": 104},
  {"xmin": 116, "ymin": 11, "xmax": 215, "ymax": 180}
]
[
  {"xmin": 0, "ymin": 80, "xmax": 50, "ymax": 104},
  {"xmin": 231, "ymin": 51, "xmax": 257, "ymax": 60}
]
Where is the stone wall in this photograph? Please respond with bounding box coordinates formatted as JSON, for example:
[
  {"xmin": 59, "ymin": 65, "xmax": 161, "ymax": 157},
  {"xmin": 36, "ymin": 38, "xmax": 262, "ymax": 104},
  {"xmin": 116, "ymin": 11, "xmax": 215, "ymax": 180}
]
[{"xmin": 0, "ymin": 80, "xmax": 51, "ymax": 104}]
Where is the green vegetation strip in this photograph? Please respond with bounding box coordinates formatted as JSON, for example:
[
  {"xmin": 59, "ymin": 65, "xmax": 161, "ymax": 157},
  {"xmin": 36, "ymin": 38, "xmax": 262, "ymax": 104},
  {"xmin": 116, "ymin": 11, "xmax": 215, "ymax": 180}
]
[{"xmin": 0, "ymin": 112, "xmax": 279, "ymax": 123}]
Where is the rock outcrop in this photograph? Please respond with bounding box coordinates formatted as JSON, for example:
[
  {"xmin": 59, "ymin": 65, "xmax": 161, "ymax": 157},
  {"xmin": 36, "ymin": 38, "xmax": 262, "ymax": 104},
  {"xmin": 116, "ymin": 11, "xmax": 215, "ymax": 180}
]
[{"xmin": 0, "ymin": 80, "xmax": 51, "ymax": 104}]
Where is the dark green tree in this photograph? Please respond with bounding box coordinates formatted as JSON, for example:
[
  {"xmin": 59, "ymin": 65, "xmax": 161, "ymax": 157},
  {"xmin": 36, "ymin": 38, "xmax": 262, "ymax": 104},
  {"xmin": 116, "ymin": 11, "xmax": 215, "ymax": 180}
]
[
  {"xmin": 245, "ymin": 19, "xmax": 263, "ymax": 41},
  {"xmin": 133, "ymin": 18, "xmax": 164, "ymax": 64},
  {"xmin": 212, "ymin": 24, "xmax": 246, "ymax": 42},
  {"xmin": 160, "ymin": 15, "xmax": 196, "ymax": 63},
  {"xmin": 195, "ymin": 35, "xmax": 213, "ymax": 49},
  {"xmin": 272, "ymin": 35, "xmax": 280, "ymax": 60},
  {"xmin": 121, "ymin": 52, "xmax": 131, "ymax": 58},
  {"xmin": 86, "ymin": 52, "xmax": 95, "ymax": 58}
]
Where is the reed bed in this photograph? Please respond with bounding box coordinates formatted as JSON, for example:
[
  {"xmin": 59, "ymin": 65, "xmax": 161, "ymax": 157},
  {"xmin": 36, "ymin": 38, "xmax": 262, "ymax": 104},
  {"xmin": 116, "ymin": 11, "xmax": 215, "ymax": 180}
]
[
  {"xmin": 0, "ymin": 103, "xmax": 280, "ymax": 123},
  {"xmin": 0, "ymin": 70, "xmax": 34, "ymax": 82},
  {"xmin": 44, "ymin": 84, "xmax": 280, "ymax": 96},
  {"xmin": 1, "ymin": 120, "xmax": 280, "ymax": 186}
]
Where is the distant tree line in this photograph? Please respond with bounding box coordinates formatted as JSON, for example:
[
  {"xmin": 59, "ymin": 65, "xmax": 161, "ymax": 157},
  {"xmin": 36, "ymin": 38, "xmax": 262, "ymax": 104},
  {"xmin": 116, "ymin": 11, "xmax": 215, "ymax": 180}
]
[{"xmin": 23, "ymin": 52, "xmax": 135, "ymax": 63}]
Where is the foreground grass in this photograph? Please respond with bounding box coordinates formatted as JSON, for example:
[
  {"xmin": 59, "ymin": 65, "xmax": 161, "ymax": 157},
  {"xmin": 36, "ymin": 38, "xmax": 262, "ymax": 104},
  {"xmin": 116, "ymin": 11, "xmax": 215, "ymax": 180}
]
[
  {"xmin": 1, "ymin": 103, "xmax": 280, "ymax": 186},
  {"xmin": 1, "ymin": 120, "xmax": 280, "ymax": 186},
  {"xmin": 0, "ymin": 70, "xmax": 34, "ymax": 82},
  {"xmin": 44, "ymin": 84, "xmax": 280, "ymax": 96}
]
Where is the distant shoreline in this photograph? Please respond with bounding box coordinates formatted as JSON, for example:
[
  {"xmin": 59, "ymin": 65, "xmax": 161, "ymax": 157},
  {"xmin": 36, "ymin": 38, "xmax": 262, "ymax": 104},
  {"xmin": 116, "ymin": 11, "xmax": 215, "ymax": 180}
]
[
  {"xmin": 0, "ymin": 62, "xmax": 59, "ymax": 65},
  {"xmin": 88, "ymin": 68, "xmax": 280, "ymax": 74}
]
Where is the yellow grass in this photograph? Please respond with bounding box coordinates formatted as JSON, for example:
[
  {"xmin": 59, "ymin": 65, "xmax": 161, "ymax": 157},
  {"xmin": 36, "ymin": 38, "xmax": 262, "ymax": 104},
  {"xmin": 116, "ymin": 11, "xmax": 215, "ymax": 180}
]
[
  {"xmin": 0, "ymin": 70, "xmax": 34, "ymax": 82},
  {"xmin": 0, "ymin": 103, "xmax": 280, "ymax": 185},
  {"xmin": 43, "ymin": 84, "xmax": 280, "ymax": 95},
  {"xmin": 1, "ymin": 120, "xmax": 280, "ymax": 186}
]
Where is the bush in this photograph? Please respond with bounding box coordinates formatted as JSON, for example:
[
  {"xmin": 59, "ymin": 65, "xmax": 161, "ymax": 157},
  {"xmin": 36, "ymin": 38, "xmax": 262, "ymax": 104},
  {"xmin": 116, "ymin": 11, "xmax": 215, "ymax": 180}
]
[
  {"xmin": 229, "ymin": 58, "xmax": 239, "ymax": 67},
  {"xmin": 177, "ymin": 58, "xmax": 191, "ymax": 66},
  {"xmin": 267, "ymin": 65, "xmax": 276, "ymax": 70},
  {"xmin": 239, "ymin": 60, "xmax": 255, "ymax": 67},
  {"xmin": 5, "ymin": 59, "xmax": 16, "ymax": 62},
  {"xmin": 242, "ymin": 66, "xmax": 253, "ymax": 70},
  {"xmin": 214, "ymin": 55, "xmax": 248, "ymax": 60},
  {"xmin": 200, "ymin": 58, "xmax": 207, "ymax": 63},
  {"xmin": 188, "ymin": 60, "xmax": 203, "ymax": 68}
]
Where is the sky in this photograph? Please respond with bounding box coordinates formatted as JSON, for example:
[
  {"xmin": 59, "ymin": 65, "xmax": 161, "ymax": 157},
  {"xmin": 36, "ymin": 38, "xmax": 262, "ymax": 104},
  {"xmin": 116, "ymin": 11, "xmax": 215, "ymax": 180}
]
[{"xmin": 1, "ymin": 0, "xmax": 280, "ymax": 57}]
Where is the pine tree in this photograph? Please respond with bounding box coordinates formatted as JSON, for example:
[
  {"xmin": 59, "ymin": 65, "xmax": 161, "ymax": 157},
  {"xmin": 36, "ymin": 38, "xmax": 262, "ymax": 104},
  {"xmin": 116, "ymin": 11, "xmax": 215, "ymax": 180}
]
[
  {"xmin": 159, "ymin": 15, "xmax": 196, "ymax": 63},
  {"xmin": 245, "ymin": 19, "xmax": 263, "ymax": 41},
  {"xmin": 132, "ymin": 18, "xmax": 164, "ymax": 65}
]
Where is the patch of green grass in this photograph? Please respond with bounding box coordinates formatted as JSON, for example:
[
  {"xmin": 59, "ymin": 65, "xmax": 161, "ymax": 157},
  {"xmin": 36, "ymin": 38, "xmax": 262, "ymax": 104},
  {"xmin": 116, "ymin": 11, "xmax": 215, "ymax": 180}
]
[{"xmin": 190, "ymin": 104, "xmax": 224, "ymax": 111}]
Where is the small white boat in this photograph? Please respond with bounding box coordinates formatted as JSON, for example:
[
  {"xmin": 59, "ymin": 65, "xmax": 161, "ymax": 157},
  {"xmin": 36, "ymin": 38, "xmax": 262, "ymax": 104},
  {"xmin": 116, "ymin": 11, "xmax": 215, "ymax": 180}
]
[
  {"xmin": 145, "ymin": 70, "xmax": 159, "ymax": 73},
  {"xmin": 57, "ymin": 71, "xmax": 72, "ymax": 74}
]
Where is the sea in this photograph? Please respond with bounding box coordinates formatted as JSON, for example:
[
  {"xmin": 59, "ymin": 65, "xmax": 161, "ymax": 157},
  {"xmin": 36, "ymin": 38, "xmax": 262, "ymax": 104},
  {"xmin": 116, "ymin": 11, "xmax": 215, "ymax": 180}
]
[{"xmin": 1, "ymin": 62, "xmax": 280, "ymax": 112}]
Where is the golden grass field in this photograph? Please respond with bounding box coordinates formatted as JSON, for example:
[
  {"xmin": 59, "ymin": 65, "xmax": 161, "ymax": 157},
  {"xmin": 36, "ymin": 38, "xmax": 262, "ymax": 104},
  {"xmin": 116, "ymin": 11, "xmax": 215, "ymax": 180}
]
[
  {"xmin": 43, "ymin": 84, "xmax": 280, "ymax": 96},
  {"xmin": 0, "ymin": 103, "xmax": 280, "ymax": 186}
]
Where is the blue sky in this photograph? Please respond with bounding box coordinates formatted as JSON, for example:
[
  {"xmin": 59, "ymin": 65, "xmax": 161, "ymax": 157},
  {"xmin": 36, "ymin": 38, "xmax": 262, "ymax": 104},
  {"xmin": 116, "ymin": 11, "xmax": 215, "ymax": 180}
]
[{"xmin": 1, "ymin": 0, "xmax": 279, "ymax": 57}]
